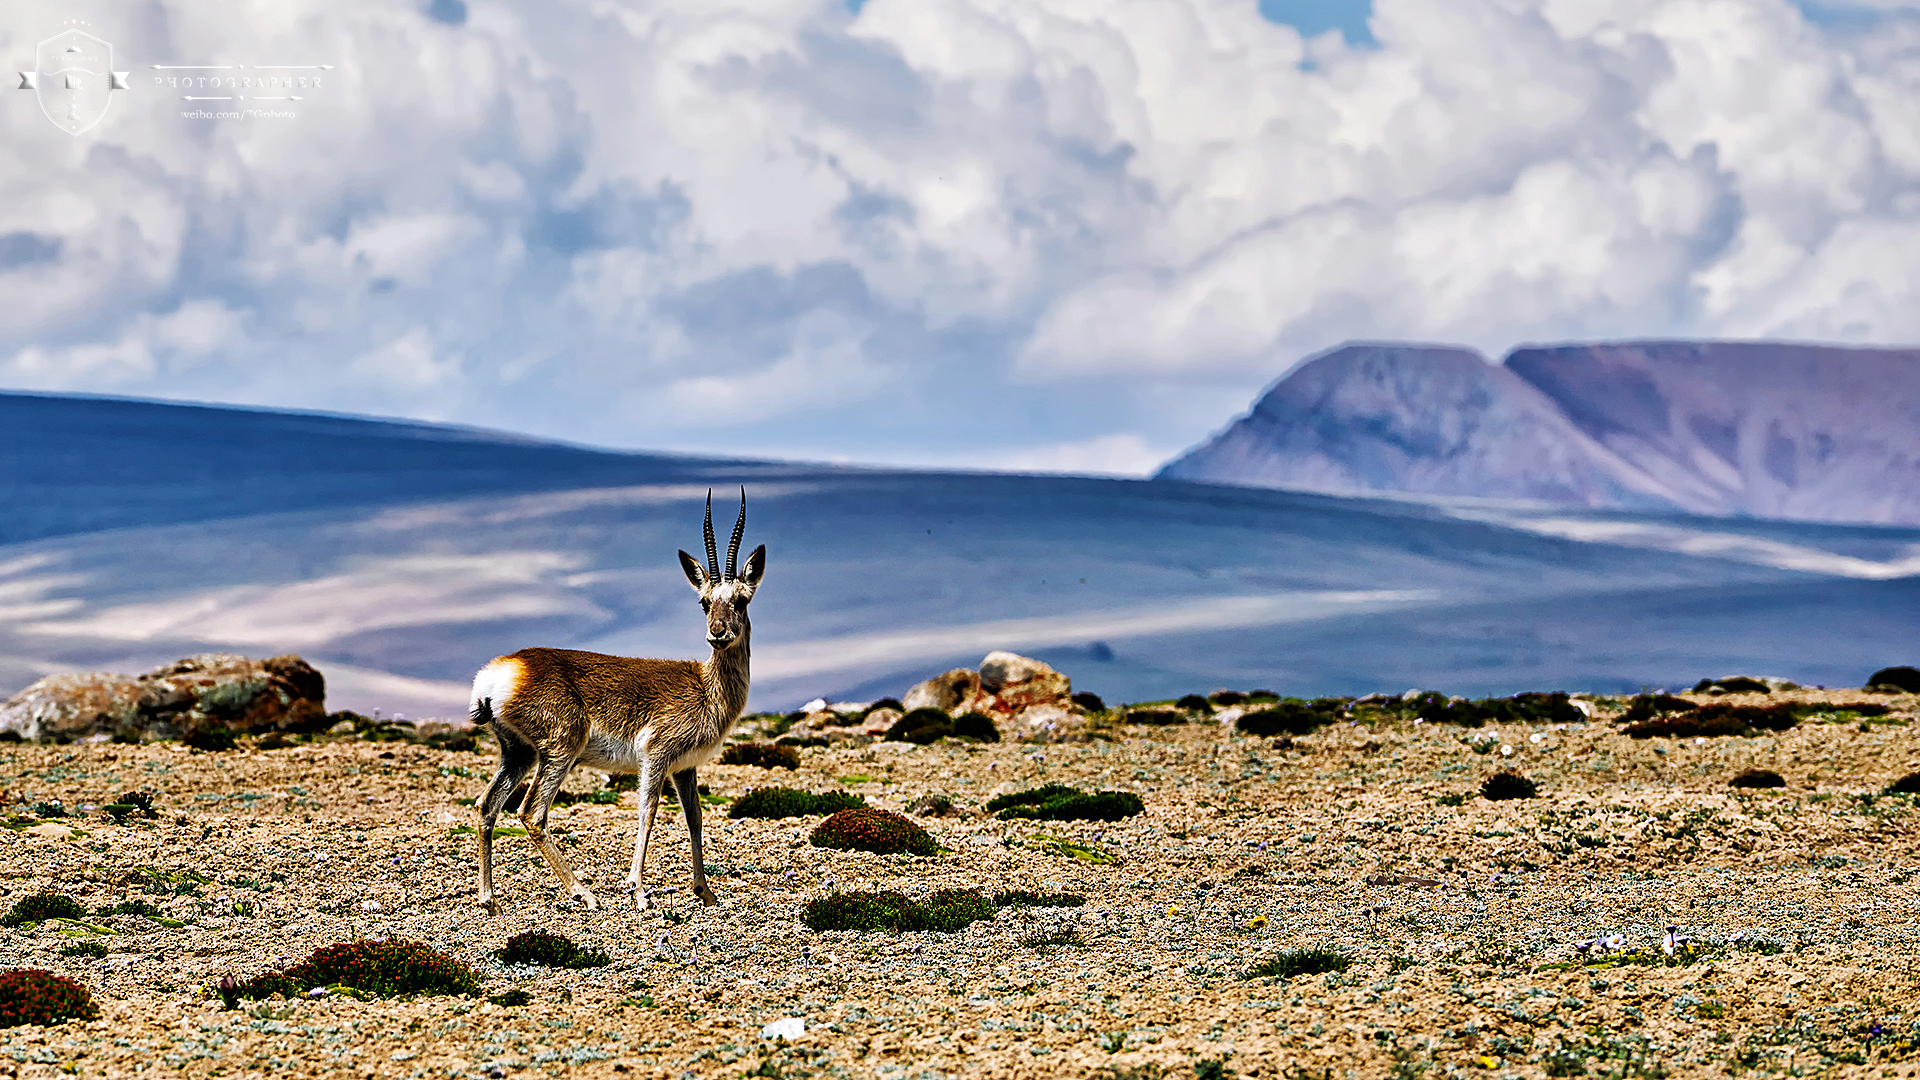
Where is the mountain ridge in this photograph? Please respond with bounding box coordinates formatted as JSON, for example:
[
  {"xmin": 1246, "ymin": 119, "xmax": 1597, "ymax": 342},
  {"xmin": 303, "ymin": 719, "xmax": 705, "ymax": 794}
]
[{"xmin": 1158, "ymin": 340, "xmax": 1920, "ymax": 526}]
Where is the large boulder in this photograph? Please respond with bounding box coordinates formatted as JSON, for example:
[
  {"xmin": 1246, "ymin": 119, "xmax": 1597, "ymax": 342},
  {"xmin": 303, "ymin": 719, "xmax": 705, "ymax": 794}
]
[
  {"xmin": 0, "ymin": 653, "xmax": 328, "ymax": 743},
  {"xmin": 899, "ymin": 652, "xmax": 1082, "ymax": 742},
  {"xmin": 901, "ymin": 668, "xmax": 981, "ymax": 713},
  {"xmin": 979, "ymin": 651, "xmax": 1071, "ymax": 710}
]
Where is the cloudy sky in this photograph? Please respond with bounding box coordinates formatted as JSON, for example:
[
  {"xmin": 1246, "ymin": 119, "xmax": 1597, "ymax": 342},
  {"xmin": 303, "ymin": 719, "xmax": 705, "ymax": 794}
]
[{"xmin": 2, "ymin": 0, "xmax": 1917, "ymax": 476}]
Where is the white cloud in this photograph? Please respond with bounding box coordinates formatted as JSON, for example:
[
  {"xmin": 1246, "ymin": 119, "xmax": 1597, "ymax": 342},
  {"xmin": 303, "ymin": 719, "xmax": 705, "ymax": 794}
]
[{"xmin": 0, "ymin": 0, "xmax": 1915, "ymax": 466}]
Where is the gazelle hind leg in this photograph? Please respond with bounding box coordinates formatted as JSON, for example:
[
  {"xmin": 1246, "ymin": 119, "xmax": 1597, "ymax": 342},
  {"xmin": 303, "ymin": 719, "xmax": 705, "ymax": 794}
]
[
  {"xmin": 519, "ymin": 753, "xmax": 599, "ymax": 910},
  {"xmin": 672, "ymin": 768, "xmax": 719, "ymax": 906},
  {"xmin": 624, "ymin": 766, "xmax": 665, "ymax": 908},
  {"xmin": 477, "ymin": 728, "xmax": 536, "ymax": 916}
]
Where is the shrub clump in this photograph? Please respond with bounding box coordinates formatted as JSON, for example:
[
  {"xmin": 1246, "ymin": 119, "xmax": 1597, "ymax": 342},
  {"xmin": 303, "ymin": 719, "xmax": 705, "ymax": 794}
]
[
  {"xmin": 728, "ymin": 787, "xmax": 865, "ymax": 820},
  {"xmin": 801, "ymin": 889, "xmax": 996, "ymax": 933},
  {"xmin": 1236, "ymin": 703, "xmax": 1326, "ymax": 737},
  {"xmin": 1693, "ymin": 676, "xmax": 1772, "ymax": 694},
  {"xmin": 1415, "ymin": 691, "xmax": 1584, "ymax": 726},
  {"xmin": 1243, "ymin": 947, "xmax": 1351, "ymax": 980},
  {"xmin": 1480, "ymin": 770, "xmax": 1538, "ymax": 801},
  {"xmin": 986, "ymin": 784, "xmax": 1144, "ymax": 822},
  {"xmin": 108, "ymin": 791, "xmax": 158, "ymax": 819},
  {"xmin": 884, "ymin": 708, "xmax": 1000, "ymax": 744},
  {"xmin": 1124, "ymin": 706, "xmax": 1188, "ymax": 726},
  {"xmin": 1175, "ymin": 694, "xmax": 1214, "ymax": 712},
  {"xmin": 2, "ymin": 893, "xmax": 86, "ymax": 928},
  {"xmin": 497, "ymin": 931, "xmax": 610, "ymax": 969},
  {"xmin": 1887, "ymin": 771, "xmax": 1920, "ymax": 795},
  {"xmin": 1729, "ymin": 768, "xmax": 1787, "ymax": 789},
  {"xmin": 95, "ymin": 899, "xmax": 164, "ymax": 918},
  {"xmin": 1869, "ymin": 666, "xmax": 1920, "ymax": 693},
  {"xmin": 0, "ymin": 969, "xmax": 101, "ymax": 1026},
  {"xmin": 1070, "ymin": 691, "xmax": 1106, "ymax": 712},
  {"xmin": 232, "ymin": 940, "xmax": 483, "ymax": 999},
  {"xmin": 1618, "ymin": 694, "xmax": 1698, "ymax": 724},
  {"xmin": 810, "ymin": 808, "xmax": 939, "ymax": 856},
  {"xmin": 1624, "ymin": 702, "xmax": 1801, "ymax": 738},
  {"xmin": 718, "ymin": 742, "xmax": 800, "ymax": 769},
  {"xmin": 992, "ymin": 890, "xmax": 1086, "ymax": 908},
  {"xmin": 59, "ymin": 941, "xmax": 107, "ymax": 959},
  {"xmin": 184, "ymin": 725, "xmax": 238, "ymax": 752}
]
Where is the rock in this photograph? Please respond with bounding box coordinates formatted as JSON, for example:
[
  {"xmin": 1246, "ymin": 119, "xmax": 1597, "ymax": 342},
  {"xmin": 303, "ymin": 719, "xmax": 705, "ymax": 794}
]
[
  {"xmin": 760, "ymin": 1016, "xmax": 805, "ymax": 1041},
  {"xmin": 979, "ymin": 651, "xmax": 1070, "ymax": 707},
  {"xmin": 0, "ymin": 653, "xmax": 328, "ymax": 743},
  {"xmin": 901, "ymin": 669, "xmax": 980, "ymax": 713}
]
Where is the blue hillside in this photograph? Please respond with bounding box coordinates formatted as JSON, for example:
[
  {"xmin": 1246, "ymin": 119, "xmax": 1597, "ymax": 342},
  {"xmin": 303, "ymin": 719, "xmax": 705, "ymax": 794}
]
[{"xmin": 1, "ymin": 393, "xmax": 1916, "ymax": 715}]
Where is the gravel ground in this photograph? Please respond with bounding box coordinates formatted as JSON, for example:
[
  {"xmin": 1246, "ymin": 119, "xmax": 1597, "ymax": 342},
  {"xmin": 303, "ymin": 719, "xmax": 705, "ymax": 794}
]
[{"xmin": 2, "ymin": 687, "xmax": 1919, "ymax": 1079}]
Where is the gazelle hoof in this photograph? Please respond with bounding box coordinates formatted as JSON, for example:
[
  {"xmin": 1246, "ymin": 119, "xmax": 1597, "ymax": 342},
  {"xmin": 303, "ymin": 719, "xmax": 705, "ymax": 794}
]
[
  {"xmin": 574, "ymin": 889, "xmax": 599, "ymax": 911},
  {"xmin": 696, "ymin": 886, "xmax": 718, "ymax": 907},
  {"xmin": 480, "ymin": 897, "xmax": 500, "ymax": 917}
]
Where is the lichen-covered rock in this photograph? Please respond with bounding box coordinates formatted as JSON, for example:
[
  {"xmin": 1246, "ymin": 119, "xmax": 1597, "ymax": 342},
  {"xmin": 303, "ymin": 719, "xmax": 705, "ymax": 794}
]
[
  {"xmin": 901, "ymin": 668, "xmax": 981, "ymax": 713},
  {"xmin": 978, "ymin": 651, "xmax": 1070, "ymax": 710},
  {"xmin": 0, "ymin": 653, "xmax": 327, "ymax": 743},
  {"xmin": 897, "ymin": 652, "xmax": 1081, "ymax": 742}
]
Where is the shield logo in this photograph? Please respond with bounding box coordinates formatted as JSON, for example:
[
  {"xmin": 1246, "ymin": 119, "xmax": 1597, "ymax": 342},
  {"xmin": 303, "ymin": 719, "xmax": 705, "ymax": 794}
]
[{"xmin": 19, "ymin": 29, "xmax": 129, "ymax": 136}]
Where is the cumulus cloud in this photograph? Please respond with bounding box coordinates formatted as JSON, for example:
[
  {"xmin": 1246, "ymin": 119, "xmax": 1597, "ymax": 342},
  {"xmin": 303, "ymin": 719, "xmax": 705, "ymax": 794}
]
[{"xmin": 0, "ymin": 0, "xmax": 1915, "ymax": 472}]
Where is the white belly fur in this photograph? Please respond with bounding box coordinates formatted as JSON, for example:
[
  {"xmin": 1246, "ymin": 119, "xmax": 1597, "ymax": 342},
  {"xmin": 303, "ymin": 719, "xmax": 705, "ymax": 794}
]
[{"xmin": 577, "ymin": 730, "xmax": 646, "ymax": 774}]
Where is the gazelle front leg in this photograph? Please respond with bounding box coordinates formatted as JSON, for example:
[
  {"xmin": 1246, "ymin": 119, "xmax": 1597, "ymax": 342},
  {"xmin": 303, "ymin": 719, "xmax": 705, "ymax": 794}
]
[
  {"xmin": 672, "ymin": 768, "xmax": 719, "ymax": 906},
  {"xmin": 520, "ymin": 754, "xmax": 599, "ymax": 910},
  {"xmin": 624, "ymin": 765, "xmax": 665, "ymax": 908}
]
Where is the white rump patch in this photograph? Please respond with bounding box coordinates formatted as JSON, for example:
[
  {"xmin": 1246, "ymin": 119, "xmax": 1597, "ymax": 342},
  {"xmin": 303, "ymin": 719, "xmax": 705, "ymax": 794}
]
[{"xmin": 470, "ymin": 656, "xmax": 524, "ymax": 713}]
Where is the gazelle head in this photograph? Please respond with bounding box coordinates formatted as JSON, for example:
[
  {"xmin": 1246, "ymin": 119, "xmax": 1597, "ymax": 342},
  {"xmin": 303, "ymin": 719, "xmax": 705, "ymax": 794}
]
[{"xmin": 677, "ymin": 488, "xmax": 766, "ymax": 651}]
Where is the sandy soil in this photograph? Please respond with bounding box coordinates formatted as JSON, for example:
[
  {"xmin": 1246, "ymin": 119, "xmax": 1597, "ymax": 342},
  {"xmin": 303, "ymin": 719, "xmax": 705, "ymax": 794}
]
[{"xmin": 2, "ymin": 687, "xmax": 1919, "ymax": 1080}]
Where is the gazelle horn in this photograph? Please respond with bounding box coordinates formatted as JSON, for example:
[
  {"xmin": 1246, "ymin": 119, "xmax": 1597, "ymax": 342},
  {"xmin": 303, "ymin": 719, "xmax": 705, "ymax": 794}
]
[
  {"xmin": 703, "ymin": 491, "xmax": 720, "ymax": 579},
  {"xmin": 725, "ymin": 487, "xmax": 747, "ymax": 580}
]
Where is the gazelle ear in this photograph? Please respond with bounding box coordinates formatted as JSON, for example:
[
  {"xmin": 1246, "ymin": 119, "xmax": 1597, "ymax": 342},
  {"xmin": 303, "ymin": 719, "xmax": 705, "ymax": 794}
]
[
  {"xmin": 678, "ymin": 550, "xmax": 709, "ymax": 590},
  {"xmin": 739, "ymin": 544, "xmax": 767, "ymax": 588}
]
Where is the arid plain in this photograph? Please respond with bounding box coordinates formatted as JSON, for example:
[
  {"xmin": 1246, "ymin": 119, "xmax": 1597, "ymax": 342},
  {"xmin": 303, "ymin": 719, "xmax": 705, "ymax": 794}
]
[{"xmin": 2, "ymin": 686, "xmax": 1918, "ymax": 1080}]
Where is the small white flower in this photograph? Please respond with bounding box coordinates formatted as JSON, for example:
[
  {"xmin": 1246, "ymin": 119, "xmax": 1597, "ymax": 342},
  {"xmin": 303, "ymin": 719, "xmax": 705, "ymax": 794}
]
[
  {"xmin": 1500, "ymin": 745, "xmax": 1514, "ymax": 756},
  {"xmin": 360, "ymin": 900, "xmax": 381, "ymax": 912},
  {"xmin": 1529, "ymin": 733, "xmax": 1544, "ymax": 744}
]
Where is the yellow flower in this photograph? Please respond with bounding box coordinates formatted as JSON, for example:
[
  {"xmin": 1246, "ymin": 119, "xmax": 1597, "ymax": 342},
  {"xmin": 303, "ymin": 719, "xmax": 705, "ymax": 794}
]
[
  {"xmin": 1166, "ymin": 905, "xmax": 1182, "ymax": 917},
  {"xmin": 1244, "ymin": 916, "xmax": 1268, "ymax": 930},
  {"xmin": 1476, "ymin": 1056, "xmax": 1498, "ymax": 1069}
]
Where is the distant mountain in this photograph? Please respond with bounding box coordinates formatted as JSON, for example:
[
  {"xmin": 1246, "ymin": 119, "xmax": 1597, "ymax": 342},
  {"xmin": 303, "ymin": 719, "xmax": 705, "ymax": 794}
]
[
  {"xmin": 1158, "ymin": 341, "xmax": 1920, "ymax": 526},
  {"xmin": 2, "ymin": 391, "xmax": 1918, "ymax": 717}
]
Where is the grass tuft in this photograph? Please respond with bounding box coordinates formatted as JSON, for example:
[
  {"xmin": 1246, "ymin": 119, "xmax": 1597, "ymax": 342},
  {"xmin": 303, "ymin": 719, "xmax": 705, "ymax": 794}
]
[
  {"xmin": 497, "ymin": 931, "xmax": 610, "ymax": 969},
  {"xmin": 801, "ymin": 889, "xmax": 996, "ymax": 932},
  {"xmin": 2, "ymin": 893, "xmax": 85, "ymax": 928},
  {"xmin": 1243, "ymin": 947, "xmax": 1351, "ymax": 980},
  {"xmin": 987, "ymin": 784, "xmax": 1144, "ymax": 822},
  {"xmin": 1480, "ymin": 770, "xmax": 1538, "ymax": 801},
  {"xmin": 729, "ymin": 787, "xmax": 865, "ymax": 819},
  {"xmin": 1729, "ymin": 768, "xmax": 1786, "ymax": 789},
  {"xmin": 719, "ymin": 742, "xmax": 801, "ymax": 770}
]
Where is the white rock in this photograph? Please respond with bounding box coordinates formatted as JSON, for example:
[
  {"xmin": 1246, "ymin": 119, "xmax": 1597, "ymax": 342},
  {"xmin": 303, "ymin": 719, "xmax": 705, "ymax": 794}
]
[
  {"xmin": 800, "ymin": 698, "xmax": 829, "ymax": 713},
  {"xmin": 761, "ymin": 1016, "xmax": 805, "ymax": 1041},
  {"xmin": 25, "ymin": 822, "xmax": 77, "ymax": 840}
]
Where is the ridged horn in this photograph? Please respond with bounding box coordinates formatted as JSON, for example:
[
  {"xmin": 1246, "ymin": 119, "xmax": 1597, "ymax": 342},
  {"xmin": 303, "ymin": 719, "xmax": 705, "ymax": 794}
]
[
  {"xmin": 702, "ymin": 491, "xmax": 720, "ymax": 579},
  {"xmin": 725, "ymin": 487, "xmax": 747, "ymax": 580}
]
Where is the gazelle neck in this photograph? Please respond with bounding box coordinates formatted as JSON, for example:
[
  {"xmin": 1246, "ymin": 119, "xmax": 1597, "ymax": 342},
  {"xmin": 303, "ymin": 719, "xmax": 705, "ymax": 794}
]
[{"xmin": 702, "ymin": 625, "xmax": 752, "ymax": 725}]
